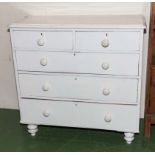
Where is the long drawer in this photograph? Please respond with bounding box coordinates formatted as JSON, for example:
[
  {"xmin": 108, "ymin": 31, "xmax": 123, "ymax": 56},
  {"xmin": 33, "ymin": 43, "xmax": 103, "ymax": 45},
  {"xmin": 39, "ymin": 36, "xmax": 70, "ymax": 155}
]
[
  {"xmin": 12, "ymin": 30, "xmax": 73, "ymax": 51},
  {"xmin": 18, "ymin": 73, "xmax": 138, "ymax": 104},
  {"xmin": 16, "ymin": 51, "xmax": 139, "ymax": 76},
  {"xmin": 76, "ymin": 31, "xmax": 140, "ymax": 51},
  {"xmin": 20, "ymin": 99, "xmax": 139, "ymax": 132}
]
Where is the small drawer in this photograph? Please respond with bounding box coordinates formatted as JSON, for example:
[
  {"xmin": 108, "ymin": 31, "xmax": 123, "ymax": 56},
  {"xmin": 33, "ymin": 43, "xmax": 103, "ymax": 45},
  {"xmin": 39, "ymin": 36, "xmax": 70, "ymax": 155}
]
[
  {"xmin": 76, "ymin": 31, "xmax": 140, "ymax": 52},
  {"xmin": 12, "ymin": 30, "xmax": 73, "ymax": 51},
  {"xmin": 20, "ymin": 99, "xmax": 139, "ymax": 133},
  {"xmin": 18, "ymin": 73, "xmax": 138, "ymax": 104},
  {"xmin": 16, "ymin": 51, "xmax": 139, "ymax": 76}
]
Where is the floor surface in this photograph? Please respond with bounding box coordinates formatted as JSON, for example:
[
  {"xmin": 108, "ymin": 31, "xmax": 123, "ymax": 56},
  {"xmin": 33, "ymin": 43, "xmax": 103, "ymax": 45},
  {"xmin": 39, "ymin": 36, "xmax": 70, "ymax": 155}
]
[{"xmin": 0, "ymin": 109, "xmax": 155, "ymax": 152}]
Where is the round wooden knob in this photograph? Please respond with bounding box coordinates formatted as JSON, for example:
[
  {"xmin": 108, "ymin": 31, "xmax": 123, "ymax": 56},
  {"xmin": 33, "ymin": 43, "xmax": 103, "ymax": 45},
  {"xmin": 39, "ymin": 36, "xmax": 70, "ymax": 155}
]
[
  {"xmin": 102, "ymin": 63, "xmax": 110, "ymax": 70},
  {"xmin": 104, "ymin": 114, "xmax": 112, "ymax": 122},
  {"xmin": 103, "ymin": 88, "xmax": 110, "ymax": 96},
  {"xmin": 40, "ymin": 58, "xmax": 48, "ymax": 66},
  {"xmin": 101, "ymin": 39, "xmax": 109, "ymax": 48},
  {"xmin": 43, "ymin": 110, "xmax": 50, "ymax": 117},
  {"xmin": 37, "ymin": 38, "xmax": 45, "ymax": 46},
  {"xmin": 42, "ymin": 83, "xmax": 50, "ymax": 91}
]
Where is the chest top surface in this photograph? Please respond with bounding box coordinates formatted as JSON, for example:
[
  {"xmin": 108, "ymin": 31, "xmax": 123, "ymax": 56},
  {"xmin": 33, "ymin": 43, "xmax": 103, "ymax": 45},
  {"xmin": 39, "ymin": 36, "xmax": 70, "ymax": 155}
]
[{"xmin": 10, "ymin": 15, "xmax": 146, "ymax": 29}]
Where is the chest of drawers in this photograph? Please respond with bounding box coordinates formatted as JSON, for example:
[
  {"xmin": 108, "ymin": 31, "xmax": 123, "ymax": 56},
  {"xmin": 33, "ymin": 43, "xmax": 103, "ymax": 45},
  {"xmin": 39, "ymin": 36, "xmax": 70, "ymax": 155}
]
[{"xmin": 10, "ymin": 15, "xmax": 145, "ymax": 144}]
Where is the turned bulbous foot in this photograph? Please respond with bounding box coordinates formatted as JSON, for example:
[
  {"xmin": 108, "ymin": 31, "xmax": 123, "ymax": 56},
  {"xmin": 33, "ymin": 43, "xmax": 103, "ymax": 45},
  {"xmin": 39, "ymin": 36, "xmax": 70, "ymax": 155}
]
[
  {"xmin": 27, "ymin": 124, "xmax": 38, "ymax": 136},
  {"xmin": 124, "ymin": 132, "xmax": 135, "ymax": 144}
]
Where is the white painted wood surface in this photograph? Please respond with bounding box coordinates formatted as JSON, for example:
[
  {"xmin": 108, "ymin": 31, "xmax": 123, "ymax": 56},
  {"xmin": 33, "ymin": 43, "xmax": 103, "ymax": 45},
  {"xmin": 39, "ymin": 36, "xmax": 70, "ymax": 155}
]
[
  {"xmin": 124, "ymin": 133, "xmax": 135, "ymax": 144},
  {"xmin": 76, "ymin": 31, "xmax": 141, "ymax": 51},
  {"xmin": 10, "ymin": 15, "xmax": 146, "ymax": 29},
  {"xmin": 16, "ymin": 51, "xmax": 140, "ymax": 76},
  {"xmin": 18, "ymin": 73, "xmax": 138, "ymax": 104},
  {"xmin": 12, "ymin": 30, "xmax": 73, "ymax": 51},
  {"xmin": 10, "ymin": 15, "xmax": 145, "ymax": 143},
  {"xmin": 20, "ymin": 99, "xmax": 139, "ymax": 133},
  {"xmin": 0, "ymin": 3, "xmax": 150, "ymax": 119}
]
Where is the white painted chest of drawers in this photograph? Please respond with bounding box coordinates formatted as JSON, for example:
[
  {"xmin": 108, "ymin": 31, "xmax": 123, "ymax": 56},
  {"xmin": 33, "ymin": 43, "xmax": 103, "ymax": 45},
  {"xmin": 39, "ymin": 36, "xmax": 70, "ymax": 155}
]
[{"xmin": 10, "ymin": 15, "xmax": 146, "ymax": 144}]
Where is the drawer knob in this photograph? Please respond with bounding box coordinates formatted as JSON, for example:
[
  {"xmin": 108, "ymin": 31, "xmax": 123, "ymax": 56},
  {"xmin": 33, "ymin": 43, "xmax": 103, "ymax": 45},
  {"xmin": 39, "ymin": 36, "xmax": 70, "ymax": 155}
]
[
  {"xmin": 42, "ymin": 83, "xmax": 50, "ymax": 91},
  {"xmin": 101, "ymin": 39, "xmax": 109, "ymax": 48},
  {"xmin": 102, "ymin": 63, "xmax": 110, "ymax": 70},
  {"xmin": 104, "ymin": 114, "xmax": 112, "ymax": 122},
  {"xmin": 103, "ymin": 88, "xmax": 110, "ymax": 96},
  {"xmin": 40, "ymin": 58, "xmax": 48, "ymax": 66},
  {"xmin": 43, "ymin": 111, "xmax": 50, "ymax": 117},
  {"xmin": 37, "ymin": 38, "xmax": 45, "ymax": 46}
]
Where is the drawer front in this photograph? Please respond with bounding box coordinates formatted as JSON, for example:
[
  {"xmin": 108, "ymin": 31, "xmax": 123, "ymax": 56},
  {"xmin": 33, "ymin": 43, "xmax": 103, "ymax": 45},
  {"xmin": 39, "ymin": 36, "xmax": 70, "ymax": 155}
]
[
  {"xmin": 16, "ymin": 51, "xmax": 139, "ymax": 76},
  {"xmin": 18, "ymin": 74, "xmax": 138, "ymax": 104},
  {"xmin": 76, "ymin": 31, "xmax": 140, "ymax": 51},
  {"xmin": 12, "ymin": 30, "xmax": 73, "ymax": 51},
  {"xmin": 20, "ymin": 99, "xmax": 139, "ymax": 132}
]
